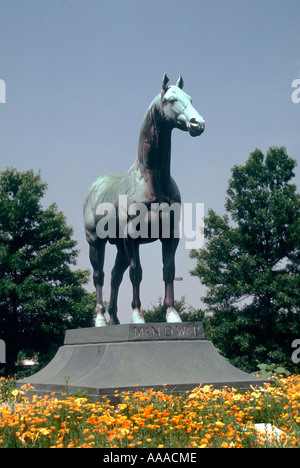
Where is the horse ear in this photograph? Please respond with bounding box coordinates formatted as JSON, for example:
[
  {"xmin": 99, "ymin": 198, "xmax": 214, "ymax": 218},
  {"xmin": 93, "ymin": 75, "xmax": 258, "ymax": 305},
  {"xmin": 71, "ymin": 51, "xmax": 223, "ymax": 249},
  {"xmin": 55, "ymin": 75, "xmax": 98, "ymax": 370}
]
[
  {"xmin": 162, "ymin": 73, "xmax": 170, "ymax": 93},
  {"xmin": 176, "ymin": 75, "xmax": 184, "ymax": 89}
]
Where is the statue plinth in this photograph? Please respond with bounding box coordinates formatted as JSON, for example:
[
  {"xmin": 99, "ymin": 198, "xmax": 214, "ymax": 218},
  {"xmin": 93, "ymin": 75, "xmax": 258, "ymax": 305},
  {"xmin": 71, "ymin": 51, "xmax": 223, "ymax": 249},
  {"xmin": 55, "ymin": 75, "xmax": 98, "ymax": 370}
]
[{"xmin": 17, "ymin": 322, "xmax": 265, "ymax": 399}]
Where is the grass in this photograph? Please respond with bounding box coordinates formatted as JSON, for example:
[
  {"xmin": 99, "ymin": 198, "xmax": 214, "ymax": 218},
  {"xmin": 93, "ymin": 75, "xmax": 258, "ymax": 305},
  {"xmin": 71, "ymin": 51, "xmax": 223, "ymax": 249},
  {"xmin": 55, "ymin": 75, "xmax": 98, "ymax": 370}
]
[{"xmin": 0, "ymin": 375, "xmax": 299, "ymax": 448}]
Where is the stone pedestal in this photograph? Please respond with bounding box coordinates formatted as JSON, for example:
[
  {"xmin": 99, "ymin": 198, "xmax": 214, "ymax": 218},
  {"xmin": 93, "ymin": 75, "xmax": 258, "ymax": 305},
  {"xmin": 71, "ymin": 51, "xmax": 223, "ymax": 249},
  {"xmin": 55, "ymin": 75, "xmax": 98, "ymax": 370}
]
[{"xmin": 17, "ymin": 322, "xmax": 265, "ymax": 398}]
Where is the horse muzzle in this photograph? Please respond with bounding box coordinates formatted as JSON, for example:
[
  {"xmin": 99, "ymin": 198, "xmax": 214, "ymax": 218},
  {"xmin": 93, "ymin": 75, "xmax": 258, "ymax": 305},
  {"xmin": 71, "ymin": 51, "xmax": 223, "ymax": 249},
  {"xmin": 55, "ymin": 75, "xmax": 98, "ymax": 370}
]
[{"xmin": 188, "ymin": 117, "xmax": 205, "ymax": 137}]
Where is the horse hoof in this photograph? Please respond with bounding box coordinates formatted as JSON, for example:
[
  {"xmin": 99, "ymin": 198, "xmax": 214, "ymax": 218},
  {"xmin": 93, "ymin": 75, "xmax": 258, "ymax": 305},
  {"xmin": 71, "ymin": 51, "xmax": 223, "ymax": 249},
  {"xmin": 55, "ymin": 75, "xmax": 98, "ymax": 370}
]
[
  {"xmin": 166, "ymin": 307, "xmax": 182, "ymax": 323},
  {"xmin": 131, "ymin": 308, "xmax": 145, "ymax": 324},
  {"xmin": 95, "ymin": 313, "xmax": 107, "ymax": 327},
  {"xmin": 109, "ymin": 315, "xmax": 120, "ymax": 325}
]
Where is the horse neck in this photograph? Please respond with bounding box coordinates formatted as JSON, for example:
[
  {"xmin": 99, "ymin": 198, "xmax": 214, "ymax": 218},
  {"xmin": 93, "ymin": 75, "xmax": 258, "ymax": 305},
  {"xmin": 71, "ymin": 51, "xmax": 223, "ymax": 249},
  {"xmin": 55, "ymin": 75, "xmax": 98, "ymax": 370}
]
[{"xmin": 137, "ymin": 96, "xmax": 173, "ymax": 192}]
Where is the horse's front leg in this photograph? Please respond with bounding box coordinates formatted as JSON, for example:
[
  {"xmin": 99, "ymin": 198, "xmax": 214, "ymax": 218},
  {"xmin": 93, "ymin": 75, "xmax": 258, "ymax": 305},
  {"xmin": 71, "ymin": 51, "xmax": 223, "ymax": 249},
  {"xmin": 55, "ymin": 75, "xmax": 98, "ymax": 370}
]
[
  {"xmin": 125, "ymin": 239, "xmax": 145, "ymax": 324},
  {"xmin": 161, "ymin": 237, "xmax": 182, "ymax": 323}
]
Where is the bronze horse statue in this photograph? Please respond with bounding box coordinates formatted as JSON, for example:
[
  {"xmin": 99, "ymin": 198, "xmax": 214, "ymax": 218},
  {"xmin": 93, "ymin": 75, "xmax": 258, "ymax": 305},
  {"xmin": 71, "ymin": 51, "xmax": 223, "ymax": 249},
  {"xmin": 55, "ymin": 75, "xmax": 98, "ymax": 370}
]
[{"xmin": 83, "ymin": 74, "xmax": 205, "ymax": 326}]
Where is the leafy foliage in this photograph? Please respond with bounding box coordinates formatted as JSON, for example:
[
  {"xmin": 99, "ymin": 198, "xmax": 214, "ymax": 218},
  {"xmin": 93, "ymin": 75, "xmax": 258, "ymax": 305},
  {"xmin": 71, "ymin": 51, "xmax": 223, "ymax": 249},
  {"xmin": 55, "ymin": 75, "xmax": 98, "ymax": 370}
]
[
  {"xmin": 190, "ymin": 147, "xmax": 300, "ymax": 372},
  {"xmin": 0, "ymin": 168, "xmax": 94, "ymax": 372}
]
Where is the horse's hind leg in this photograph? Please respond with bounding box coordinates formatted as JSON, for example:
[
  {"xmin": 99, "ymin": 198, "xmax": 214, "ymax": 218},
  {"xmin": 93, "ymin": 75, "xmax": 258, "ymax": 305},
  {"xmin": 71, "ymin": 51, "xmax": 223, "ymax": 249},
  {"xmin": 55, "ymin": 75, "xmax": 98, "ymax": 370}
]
[
  {"xmin": 125, "ymin": 239, "xmax": 145, "ymax": 324},
  {"xmin": 108, "ymin": 243, "xmax": 130, "ymax": 325},
  {"xmin": 89, "ymin": 240, "xmax": 107, "ymax": 327}
]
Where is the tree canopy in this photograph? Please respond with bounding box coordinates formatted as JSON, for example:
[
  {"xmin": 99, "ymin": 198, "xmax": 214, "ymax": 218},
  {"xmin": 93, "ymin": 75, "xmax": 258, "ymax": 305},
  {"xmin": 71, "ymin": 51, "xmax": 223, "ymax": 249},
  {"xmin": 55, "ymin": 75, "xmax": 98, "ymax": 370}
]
[
  {"xmin": 190, "ymin": 147, "xmax": 300, "ymax": 371},
  {"xmin": 0, "ymin": 168, "xmax": 94, "ymax": 373}
]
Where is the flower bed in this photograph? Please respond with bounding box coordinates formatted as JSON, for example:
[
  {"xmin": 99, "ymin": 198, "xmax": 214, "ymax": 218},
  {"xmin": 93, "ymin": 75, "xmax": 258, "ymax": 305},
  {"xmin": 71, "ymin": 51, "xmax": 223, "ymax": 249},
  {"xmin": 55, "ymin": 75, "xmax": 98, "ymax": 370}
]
[{"xmin": 0, "ymin": 375, "xmax": 299, "ymax": 448}]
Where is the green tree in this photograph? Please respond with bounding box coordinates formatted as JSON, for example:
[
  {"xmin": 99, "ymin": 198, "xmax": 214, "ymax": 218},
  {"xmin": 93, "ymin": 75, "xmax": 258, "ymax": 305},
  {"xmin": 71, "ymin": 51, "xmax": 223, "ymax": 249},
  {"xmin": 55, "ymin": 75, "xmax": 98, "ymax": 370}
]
[
  {"xmin": 0, "ymin": 168, "xmax": 94, "ymax": 373},
  {"xmin": 190, "ymin": 147, "xmax": 300, "ymax": 372}
]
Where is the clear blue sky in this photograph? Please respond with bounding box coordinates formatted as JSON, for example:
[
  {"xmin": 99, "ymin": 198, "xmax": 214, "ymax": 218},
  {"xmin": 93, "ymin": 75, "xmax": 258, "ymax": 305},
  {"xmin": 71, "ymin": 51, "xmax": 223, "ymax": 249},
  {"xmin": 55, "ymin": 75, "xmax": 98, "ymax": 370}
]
[{"xmin": 0, "ymin": 0, "xmax": 299, "ymax": 322}]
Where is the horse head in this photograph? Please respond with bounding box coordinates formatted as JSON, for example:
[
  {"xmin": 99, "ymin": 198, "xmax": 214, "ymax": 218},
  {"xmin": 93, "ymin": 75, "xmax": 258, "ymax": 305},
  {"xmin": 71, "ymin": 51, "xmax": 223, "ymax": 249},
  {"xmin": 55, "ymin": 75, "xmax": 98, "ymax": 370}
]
[{"xmin": 161, "ymin": 73, "xmax": 205, "ymax": 137}]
